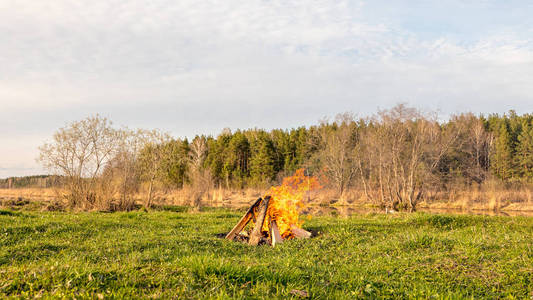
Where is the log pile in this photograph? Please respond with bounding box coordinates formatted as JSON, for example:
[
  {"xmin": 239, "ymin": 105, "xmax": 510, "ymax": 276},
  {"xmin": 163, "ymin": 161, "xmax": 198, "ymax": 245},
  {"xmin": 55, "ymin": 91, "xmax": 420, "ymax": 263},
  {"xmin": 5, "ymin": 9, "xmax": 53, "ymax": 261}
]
[{"xmin": 225, "ymin": 196, "xmax": 312, "ymax": 246}]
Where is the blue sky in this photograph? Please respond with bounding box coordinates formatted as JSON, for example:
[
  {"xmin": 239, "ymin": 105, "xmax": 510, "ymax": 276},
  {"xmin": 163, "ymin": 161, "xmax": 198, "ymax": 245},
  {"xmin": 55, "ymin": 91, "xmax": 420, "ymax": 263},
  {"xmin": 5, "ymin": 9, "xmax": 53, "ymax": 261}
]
[{"xmin": 1, "ymin": 0, "xmax": 533, "ymax": 177}]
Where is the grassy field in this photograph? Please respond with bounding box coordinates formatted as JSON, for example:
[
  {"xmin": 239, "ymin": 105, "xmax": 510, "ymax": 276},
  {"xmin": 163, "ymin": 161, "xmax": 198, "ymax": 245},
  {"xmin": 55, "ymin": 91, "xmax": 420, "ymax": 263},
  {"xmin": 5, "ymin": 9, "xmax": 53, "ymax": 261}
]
[{"xmin": 0, "ymin": 208, "xmax": 532, "ymax": 299}]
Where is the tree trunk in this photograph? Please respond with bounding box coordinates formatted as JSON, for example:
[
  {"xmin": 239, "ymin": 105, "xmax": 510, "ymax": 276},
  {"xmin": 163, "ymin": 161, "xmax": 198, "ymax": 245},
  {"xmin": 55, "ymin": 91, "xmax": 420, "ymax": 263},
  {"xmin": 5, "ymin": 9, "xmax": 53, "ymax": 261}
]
[{"xmin": 146, "ymin": 176, "xmax": 154, "ymax": 209}]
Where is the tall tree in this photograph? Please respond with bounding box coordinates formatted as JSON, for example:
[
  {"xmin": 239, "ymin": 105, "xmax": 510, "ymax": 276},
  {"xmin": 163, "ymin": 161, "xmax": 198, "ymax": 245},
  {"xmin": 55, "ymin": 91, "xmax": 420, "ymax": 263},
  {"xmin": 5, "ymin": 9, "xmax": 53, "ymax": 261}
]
[
  {"xmin": 205, "ymin": 134, "xmax": 227, "ymax": 186},
  {"xmin": 516, "ymin": 122, "xmax": 533, "ymax": 180},
  {"xmin": 38, "ymin": 115, "xmax": 119, "ymax": 209},
  {"xmin": 226, "ymin": 131, "xmax": 250, "ymax": 188},
  {"xmin": 137, "ymin": 130, "xmax": 172, "ymax": 208},
  {"xmin": 188, "ymin": 136, "xmax": 210, "ymax": 210},
  {"xmin": 442, "ymin": 114, "xmax": 491, "ymax": 185},
  {"xmin": 355, "ymin": 105, "xmax": 459, "ymax": 210},
  {"xmin": 249, "ymin": 131, "xmax": 277, "ymax": 186},
  {"xmin": 313, "ymin": 113, "xmax": 358, "ymax": 200},
  {"xmin": 161, "ymin": 139, "xmax": 189, "ymax": 188},
  {"xmin": 490, "ymin": 122, "xmax": 514, "ymax": 180}
]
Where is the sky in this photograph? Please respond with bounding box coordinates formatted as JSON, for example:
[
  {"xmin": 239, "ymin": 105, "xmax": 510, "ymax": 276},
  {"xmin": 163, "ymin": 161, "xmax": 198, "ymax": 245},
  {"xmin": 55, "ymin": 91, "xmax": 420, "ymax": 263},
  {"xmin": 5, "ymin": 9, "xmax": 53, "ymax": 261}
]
[{"xmin": 1, "ymin": 0, "xmax": 533, "ymax": 178}]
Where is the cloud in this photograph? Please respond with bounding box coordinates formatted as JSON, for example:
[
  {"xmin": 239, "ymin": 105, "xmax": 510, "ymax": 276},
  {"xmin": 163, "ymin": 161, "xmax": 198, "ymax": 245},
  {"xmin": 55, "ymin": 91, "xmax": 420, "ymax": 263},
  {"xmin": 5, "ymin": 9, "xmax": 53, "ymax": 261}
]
[{"xmin": 1, "ymin": 0, "xmax": 533, "ymax": 176}]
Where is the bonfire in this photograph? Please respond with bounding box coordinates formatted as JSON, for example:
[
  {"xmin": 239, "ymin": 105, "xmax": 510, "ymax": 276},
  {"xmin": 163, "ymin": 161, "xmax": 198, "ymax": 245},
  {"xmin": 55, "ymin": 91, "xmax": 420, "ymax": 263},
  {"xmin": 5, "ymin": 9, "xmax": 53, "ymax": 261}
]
[{"xmin": 225, "ymin": 169, "xmax": 321, "ymax": 246}]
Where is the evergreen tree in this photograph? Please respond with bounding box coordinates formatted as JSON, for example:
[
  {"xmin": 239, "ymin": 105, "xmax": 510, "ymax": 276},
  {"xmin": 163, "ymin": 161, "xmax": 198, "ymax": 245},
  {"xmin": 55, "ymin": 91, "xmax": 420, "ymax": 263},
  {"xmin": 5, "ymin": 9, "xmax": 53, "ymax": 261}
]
[
  {"xmin": 293, "ymin": 127, "xmax": 310, "ymax": 170},
  {"xmin": 226, "ymin": 131, "xmax": 250, "ymax": 188},
  {"xmin": 205, "ymin": 133, "xmax": 231, "ymax": 187},
  {"xmin": 490, "ymin": 122, "xmax": 514, "ymax": 180},
  {"xmin": 516, "ymin": 122, "xmax": 533, "ymax": 180},
  {"xmin": 271, "ymin": 129, "xmax": 294, "ymax": 173},
  {"xmin": 161, "ymin": 139, "xmax": 189, "ymax": 188},
  {"xmin": 249, "ymin": 131, "xmax": 277, "ymax": 185}
]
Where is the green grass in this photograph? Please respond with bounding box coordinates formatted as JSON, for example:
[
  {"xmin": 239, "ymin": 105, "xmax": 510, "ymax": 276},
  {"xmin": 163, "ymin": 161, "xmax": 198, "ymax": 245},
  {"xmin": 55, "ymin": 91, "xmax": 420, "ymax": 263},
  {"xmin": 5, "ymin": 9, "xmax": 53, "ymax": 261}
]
[{"xmin": 0, "ymin": 208, "xmax": 532, "ymax": 299}]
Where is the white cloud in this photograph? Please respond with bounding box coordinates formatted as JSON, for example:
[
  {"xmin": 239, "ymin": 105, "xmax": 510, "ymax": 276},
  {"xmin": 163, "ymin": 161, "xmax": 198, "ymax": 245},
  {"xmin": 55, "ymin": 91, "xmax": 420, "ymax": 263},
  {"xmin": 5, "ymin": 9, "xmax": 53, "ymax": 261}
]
[{"xmin": 1, "ymin": 0, "xmax": 533, "ymax": 177}]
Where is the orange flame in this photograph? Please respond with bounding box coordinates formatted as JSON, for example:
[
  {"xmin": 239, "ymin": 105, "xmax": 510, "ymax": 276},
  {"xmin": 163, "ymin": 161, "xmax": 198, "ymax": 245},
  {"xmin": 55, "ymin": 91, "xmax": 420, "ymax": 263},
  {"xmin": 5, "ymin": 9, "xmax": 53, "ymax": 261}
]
[{"xmin": 262, "ymin": 169, "xmax": 321, "ymax": 239}]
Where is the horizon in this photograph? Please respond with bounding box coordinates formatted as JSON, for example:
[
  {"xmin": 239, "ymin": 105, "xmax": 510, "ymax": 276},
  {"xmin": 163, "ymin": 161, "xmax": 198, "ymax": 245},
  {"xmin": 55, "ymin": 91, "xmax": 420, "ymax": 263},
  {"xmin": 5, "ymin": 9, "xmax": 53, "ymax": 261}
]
[
  {"xmin": 1, "ymin": 0, "xmax": 533, "ymax": 177},
  {"xmin": 0, "ymin": 106, "xmax": 528, "ymax": 180}
]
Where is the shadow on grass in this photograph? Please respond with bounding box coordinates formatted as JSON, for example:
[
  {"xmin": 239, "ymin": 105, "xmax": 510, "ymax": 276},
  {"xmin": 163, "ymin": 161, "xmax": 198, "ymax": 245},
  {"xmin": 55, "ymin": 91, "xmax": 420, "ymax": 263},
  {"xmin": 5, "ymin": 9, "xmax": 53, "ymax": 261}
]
[
  {"xmin": 411, "ymin": 214, "xmax": 490, "ymax": 230},
  {"xmin": 154, "ymin": 205, "xmax": 190, "ymax": 213},
  {"xmin": 0, "ymin": 209, "xmax": 21, "ymax": 216},
  {"xmin": 215, "ymin": 228, "xmax": 323, "ymax": 241},
  {"xmin": 0, "ymin": 243, "xmax": 69, "ymax": 266}
]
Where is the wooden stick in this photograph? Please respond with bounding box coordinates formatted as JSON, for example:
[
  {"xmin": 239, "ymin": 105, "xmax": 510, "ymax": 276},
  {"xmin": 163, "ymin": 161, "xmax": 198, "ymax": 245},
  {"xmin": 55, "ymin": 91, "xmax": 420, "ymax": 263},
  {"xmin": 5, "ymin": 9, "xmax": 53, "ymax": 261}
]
[
  {"xmin": 248, "ymin": 196, "xmax": 270, "ymax": 245},
  {"xmin": 270, "ymin": 220, "xmax": 283, "ymax": 246},
  {"xmin": 225, "ymin": 197, "xmax": 262, "ymax": 240},
  {"xmin": 291, "ymin": 225, "xmax": 312, "ymax": 239}
]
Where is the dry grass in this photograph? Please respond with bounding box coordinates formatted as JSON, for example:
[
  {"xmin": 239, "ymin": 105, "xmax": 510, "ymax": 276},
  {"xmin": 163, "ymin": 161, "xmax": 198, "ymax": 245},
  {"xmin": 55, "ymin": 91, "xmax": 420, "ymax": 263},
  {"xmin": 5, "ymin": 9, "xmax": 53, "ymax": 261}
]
[
  {"xmin": 0, "ymin": 188, "xmax": 60, "ymax": 202},
  {"xmin": 140, "ymin": 186, "xmax": 264, "ymax": 208},
  {"xmin": 422, "ymin": 182, "xmax": 533, "ymax": 212},
  {"xmin": 2, "ymin": 182, "xmax": 533, "ymax": 212},
  {"xmin": 0, "ymin": 188, "xmax": 66, "ymax": 211}
]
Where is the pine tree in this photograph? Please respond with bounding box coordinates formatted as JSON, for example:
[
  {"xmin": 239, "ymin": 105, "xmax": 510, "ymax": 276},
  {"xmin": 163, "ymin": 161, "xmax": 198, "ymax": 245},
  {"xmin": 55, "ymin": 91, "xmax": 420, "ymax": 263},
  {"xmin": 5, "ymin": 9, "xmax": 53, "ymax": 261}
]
[
  {"xmin": 227, "ymin": 131, "xmax": 250, "ymax": 188},
  {"xmin": 249, "ymin": 131, "xmax": 277, "ymax": 186},
  {"xmin": 271, "ymin": 129, "xmax": 295, "ymax": 173},
  {"xmin": 209, "ymin": 133, "xmax": 232, "ymax": 188},
  {"xmin": 161, "ymin": 139, "xmax": 189, "ymax": 188},
  {"xmin": 516, "ymin": 123, "xmax": 533, "ymax": 180},
  {"xmin": 490, "ymin": 122, "xmax": 514, "ymax": 180},
  {"xmin": 205, "ymin": 137, "xmax": 222, "ymax": 184}
]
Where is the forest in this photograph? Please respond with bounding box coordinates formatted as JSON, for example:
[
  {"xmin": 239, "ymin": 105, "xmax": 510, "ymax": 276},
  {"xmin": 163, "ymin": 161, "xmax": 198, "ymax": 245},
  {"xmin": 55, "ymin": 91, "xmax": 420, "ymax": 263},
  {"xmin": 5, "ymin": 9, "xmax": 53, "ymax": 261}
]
[{"xmin": 7, "ymin": 104, "xmax": 533, "ymax": 211}]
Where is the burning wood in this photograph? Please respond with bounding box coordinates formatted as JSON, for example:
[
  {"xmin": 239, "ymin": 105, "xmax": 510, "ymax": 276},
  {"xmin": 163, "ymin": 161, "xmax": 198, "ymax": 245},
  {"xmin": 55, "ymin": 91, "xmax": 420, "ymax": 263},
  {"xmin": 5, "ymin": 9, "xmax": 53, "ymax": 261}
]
[
  {"xmin": 225, "ymin": 169, "xmax": 319, "ymax": 246},
  {"xmin": 248, "ymin": 196, "xmax": 270, "ymax": 245},
  {"xmin": 224, "ymin": 197, "xmax": 261, "ymax": 241},
  {"xmin": 290, "ymin": 225, "xmax": 312, "ymax": 239},
  {"xmin": 270, "ymin": 221, "xmax": 283, "ymax": 246}
]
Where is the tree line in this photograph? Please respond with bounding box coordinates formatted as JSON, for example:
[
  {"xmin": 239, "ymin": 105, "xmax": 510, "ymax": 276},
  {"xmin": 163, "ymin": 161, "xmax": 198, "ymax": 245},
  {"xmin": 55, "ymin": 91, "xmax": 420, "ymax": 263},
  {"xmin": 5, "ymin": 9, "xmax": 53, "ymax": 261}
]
[
  {"xmin": 37, "ymin": 104, "xmax": 533, "ymax": 211},
  {"xmin": 0, "ymin": 175, "xmax": 62, "ymax": 189}
]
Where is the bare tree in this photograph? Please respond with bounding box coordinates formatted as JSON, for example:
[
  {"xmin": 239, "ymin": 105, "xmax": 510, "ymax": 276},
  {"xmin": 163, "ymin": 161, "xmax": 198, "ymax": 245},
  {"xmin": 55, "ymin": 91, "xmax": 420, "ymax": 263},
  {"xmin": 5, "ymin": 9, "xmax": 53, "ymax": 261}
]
[
  {"xmin": 38, "ymin": 115, "xmax": 119, "ymax": 209},
  {"xmin": 313, "ymin": 113, "xmax": 358, "ymax": 202},
  {"xmin": 101, "ymin": 129, "xmax": 151, "ymax": 210},
  {"xmin": 188, "ymin": 136, "xmax": 211, "ymax": 210},
  {"xmin": 137, "ymin": 130, "xmax": 172, "ymax": 209},
  {"xmin": 356, "ymin": 104, "xmax": 460, "ymax": 211},
  {"xmin": 446, "ymin": 114, "xmax": 491, "ymax": 185}
]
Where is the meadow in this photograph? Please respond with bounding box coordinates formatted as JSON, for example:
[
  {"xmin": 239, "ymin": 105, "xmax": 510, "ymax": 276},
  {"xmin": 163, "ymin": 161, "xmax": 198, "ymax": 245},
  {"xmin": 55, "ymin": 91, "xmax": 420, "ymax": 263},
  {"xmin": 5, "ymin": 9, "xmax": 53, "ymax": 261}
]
[{"xmin": 0, "ymin": 207, "xmax": 532, "ymax": 299}]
